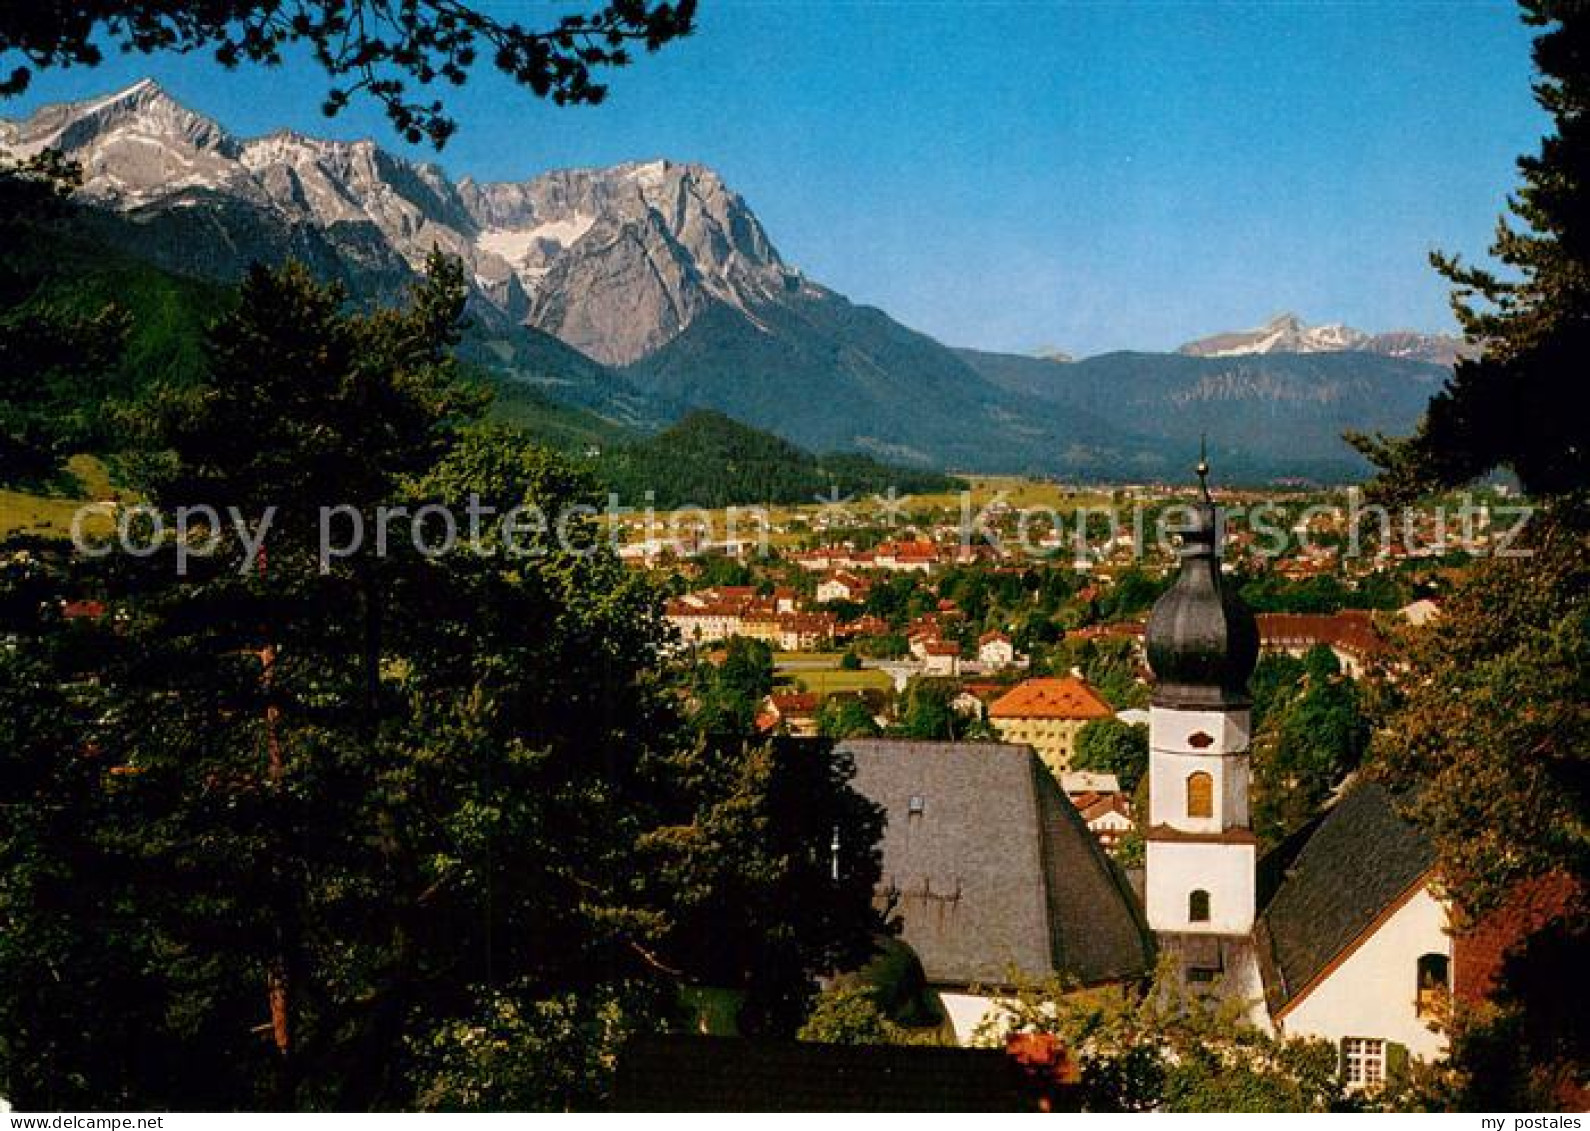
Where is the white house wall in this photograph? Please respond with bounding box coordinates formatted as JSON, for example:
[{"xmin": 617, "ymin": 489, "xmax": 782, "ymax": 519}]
[
  {"xmin": 1277, "ymin": 883, "xmax": 1451, "ymax": 1062},
  {"xmin": 937, "ymin": 991, "xmax": 1006, "ymax": 1046}
]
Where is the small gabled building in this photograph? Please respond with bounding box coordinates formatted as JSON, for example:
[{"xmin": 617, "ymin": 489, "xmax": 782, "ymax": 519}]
[
  {"xmin": 816, "ymin": 571, "xmax": 871, "ymax": 604},
  {"xmin": 978, "ymin": 630, "xmax": 1018, "ymax": 670},
  {"xmin": 1255, "ymin": 782, "xmax": 1450, "ymax": 1076},
  {"xmin": 758, "ymin": 692, "xmax": 821, "ymax": 736},
  {"xmin": 837, "ymin": 738, "xmax": 1156, "ymax": 1043},
  {"xmin": 920, "ymin": 640, "xmax": 962, "ymax": 677}
]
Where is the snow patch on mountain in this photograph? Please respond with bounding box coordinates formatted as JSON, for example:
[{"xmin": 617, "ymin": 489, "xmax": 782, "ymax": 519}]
[
  {"xmin": 1179, "ymin": 313, "xmax": 1468, "ymax": 367},
  {"xmin": 1, "ymin": 82, "xmax": 809, "ymax": 366}
]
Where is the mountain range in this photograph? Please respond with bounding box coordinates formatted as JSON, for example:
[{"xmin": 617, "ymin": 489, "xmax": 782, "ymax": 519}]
[
  {"xmin": 1177, "ymin": 312, "xmax": 1470, "ymax": 368},
  {"xmin": 1, "ymin": 80, "xmax": 1461, "ymax": 482}
]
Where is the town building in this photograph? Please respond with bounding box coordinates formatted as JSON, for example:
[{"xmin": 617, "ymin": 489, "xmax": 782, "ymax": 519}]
[
  {"xmin": 664, "ymin": 587, "xmax": 835, "ymax": 650},
  {"xmin": 1075, "ymin": 792, "xmax": 1134, "ymax": 852},
  {"xmin": 816, "ymin": 570, "xmax": 871, "ymax": 604},
  {"xmin": 920, "ymin": 640, "xmax": 962, "ymax": 677},
  {"xmin": 987, "ymin": 676, "xmax": 1114, "ymax": 778},
  {"xmin": 1254, "ymin": 611, "xmax": 1385, "ymax": 678},
  {"xmin": 977, "ymin": 630, "xmax": 1018, "ymax": 670},
  {"xmin": 757, "ymin": 692, "xmax": 820, "ymax": 736}
]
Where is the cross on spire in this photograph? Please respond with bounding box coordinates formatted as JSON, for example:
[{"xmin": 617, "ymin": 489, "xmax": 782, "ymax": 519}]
[{"xmin": 1196, "ymin": 435, "xmax": 1211, "ymax": 501}]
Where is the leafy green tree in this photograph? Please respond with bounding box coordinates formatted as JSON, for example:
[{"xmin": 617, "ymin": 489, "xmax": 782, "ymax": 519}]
[
  {"xmin": 798, "ymin": 984, "xmax": 897, "ymax": 1045},
  {"xmin": 0, "ymin": 259, "xmax": 886, "ymax": 1109},
  {"xmin": 817, "ymin": 695, "xmax": 881, "ymax": 740},
  {"xmin": 640, "ymin": 736, "xmax": 885, "ymax": 1036},
  {"xmin": 896, "ymin": 678, "xmax": 958, "ymax": 740},
  {"xmin": 410, "ymin": 985, "xmax": 665, "ymax": 1111},
  {"xmin": 1053, "ymin": 637, "xmax": 1148, "ymax": 709},
  {"xmin": 689, "ymin": 636, "xmax": 775, "ymax": 735},
  {"xmin": 596, "ymin": 410, "xmax": 962, "ymax": 510},
  {"xmin": 1099, "ymin": 567, "xmax": 1167, "ymax": 621},
  {"xmin": 1250, "ymin": 646, "xmax": 1368, "ymax": 848},
  {"xmin": 1248, "ymin": 652, "xmax": 1306, "ymax": 732},
  {"xmin": 1367, "ymin": 523, "xmax": 1588, "ymax": 914},
  {"xmin": 1350, "ymin": 1, "xmax": 1589, "ymax": 500},
  {"xmin": 0, "ymin": 1, "xmax": 697, "ymax": 148},
  {"xmin": 0, "ymin": 152, "xmax": 129, "ymax": 482},
  {"xmin": 972, "ymin": 965, "xmax": 1353, "ymax": 1112},
  {"xmin": 1359, "ymin": 510, "xmax": 1589, "ymax": 1110},
  {"xmin": 1073, "ymin": 718, "xmax": 1149, "ymax": 792},
  {"xmin": 693, "ymin": 554, "xmax": 755, "ymax": 589},
  {"xmin": 1114, "ymin": 777, "xmax": 1149, "ymax": 869}
]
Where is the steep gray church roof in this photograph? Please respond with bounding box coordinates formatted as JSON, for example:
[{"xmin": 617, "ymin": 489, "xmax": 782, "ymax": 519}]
[
  {"xmin": 1254, "ymin": 780, "xmax": 1437, "ymax": 1015},
  {"xmin": 838, "ymin": 738, "xmax": 1155, "ymax": 988}
]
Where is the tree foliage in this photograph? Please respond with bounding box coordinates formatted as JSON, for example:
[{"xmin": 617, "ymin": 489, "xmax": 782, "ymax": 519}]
[
  {"xmin": 1350, "ymin": 1, "xmax": 1590, "ymax": 500},
  {"xmin": 0, "ymin": 258, "xmax": 885, "ymax": 1109},
  {"xmin": 1249, "ymin": 646, "xmax": 1369, "ymax": 849},
  {"xmin": 686, "ymin": 636, "xmax": 775, "ymax": 736},
  {"xmin": 598, "ymin": 410, "xmax": 963, "ymax": 510},
  {"xmin": 1366, "ymin": 518, "xmax": 1589, "ymax": 914},
  {"xmin": 972, "ymin": 967, "xmax": 1353, "ymax": 1112},
  {"xmin": 1072, "ymin": 718, "xmax": 1148, "ymax": 792},
  {"xmin": 798, "ymin": 984, "xmax": 898, "ymax": 1045},
  {"xmin": 0, "ymin": 153, "xmax": 129, "ymax": 482},
  {"xmin": 894, "ymin": 678, "xmax": 960, "ymax": 740},
  {"xmin": 817, "ymin": 695, "xmax": 882, "ymax": 740},
  {"xmin": 1360, "ymin": 512, "xmax": 1589, "ymax": 1109},
  {"xmin": 0, "ymin": 0, "xmax": 697, "ymax": 148}
]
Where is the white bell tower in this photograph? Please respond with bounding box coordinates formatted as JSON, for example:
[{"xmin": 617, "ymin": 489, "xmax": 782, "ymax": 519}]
[{"xmin": 1143, "ymin": 453, "xmax": 1260, "ymax": 940}]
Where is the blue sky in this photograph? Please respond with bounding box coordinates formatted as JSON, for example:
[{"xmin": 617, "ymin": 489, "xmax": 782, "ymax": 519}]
[{"xmin": 3, "ymin": 1, "xmax": 1546, "ymax": 356}]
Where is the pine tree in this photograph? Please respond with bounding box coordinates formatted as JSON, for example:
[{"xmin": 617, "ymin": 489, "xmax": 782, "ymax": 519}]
[
  {"xmin": 1, "ymin": 259, "xmax": 886, "ymax": 1109},
  {"xmin": 1350, "ymin": 1, "xmax": 1590, "ymax": 501}
]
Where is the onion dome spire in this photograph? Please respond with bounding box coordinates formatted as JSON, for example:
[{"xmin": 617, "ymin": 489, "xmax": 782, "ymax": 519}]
[{"xmin": 1144, "ymin": 449, "xmax": 1259, "ymax": 709}]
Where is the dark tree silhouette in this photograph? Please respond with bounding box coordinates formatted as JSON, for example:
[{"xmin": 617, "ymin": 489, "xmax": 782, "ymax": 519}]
[
  {"xmin": 1350, "ymin": 1, "xmax": 1589, "ymax": 501},
  {"xmin": 0, "ymin": 0, "xmax": 697, "ymax": 147}
]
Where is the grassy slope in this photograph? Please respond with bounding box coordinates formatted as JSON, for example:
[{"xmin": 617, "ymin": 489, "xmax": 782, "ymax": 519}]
[
  {"xmin": 0, "ymin": 455, "xmax": 117, "ymax": 538},
  {"xmin": 5, "ymin": 228, "xmax": 964, "ymax": 532}
]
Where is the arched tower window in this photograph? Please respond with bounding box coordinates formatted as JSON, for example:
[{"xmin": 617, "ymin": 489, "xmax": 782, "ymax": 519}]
[
  {"xmin": 1186, "ymin": 771, "xmax": 1214, "ymax": 819},
  {"xmin": 1189, "ymin": 889, "xmax": 1211, "ymax": 922},
  {"xmin": 1416, "ymin": 953, "xmax": 1450, "ymax": 1019}
]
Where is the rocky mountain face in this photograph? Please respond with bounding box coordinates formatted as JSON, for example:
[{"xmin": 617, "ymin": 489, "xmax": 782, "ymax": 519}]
[
  {"xmin": 1, "ymin": 79, "xmax": 807, "ymax": 367},
  {"xmin": 1178, "ymin": 312, "xmax": 1470, "ymax": 368},
  {"xmin": 460, "ymin": 163, "xmax": 809, "ymax": 365},
  {"xmin": 2, "ymin": 81, "xmax": 1456, "ymax": 481}
]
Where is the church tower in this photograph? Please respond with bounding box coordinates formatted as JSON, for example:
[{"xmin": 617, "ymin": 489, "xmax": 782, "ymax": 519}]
[{"xmin": 1143, "ymin": 454, "xmax": 1260, "ymax": 945}]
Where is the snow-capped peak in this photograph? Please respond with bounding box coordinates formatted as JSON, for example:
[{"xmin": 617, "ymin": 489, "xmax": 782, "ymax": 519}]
[
  {"xmin": 0, "ymin": 82, "xmax": 807, "ymax": 366},
  {"xmin": 1175, "ymin": 312, "xmax": 1469, "ymax": 366}
]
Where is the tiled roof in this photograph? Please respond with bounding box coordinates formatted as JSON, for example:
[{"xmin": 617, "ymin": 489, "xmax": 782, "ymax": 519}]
[
  {"xmin": 1256, "ymin": 611, "xmax": 1385, "ymax": 657},
  {"xmin": 1254, "ymin": 781, "xmax": 1435, "ymax": 1016},
  {"xmin": 1061, "ymin": 771, "xmax": 1122, "ymax": 796},
  {"xmin": 838, "ymin": 738, "xmax": 1154, "ymax": 988},
  {"xmin": 958, "ymin": 680, "xmax": 1007, "ymax": 701},
  {"xmin": 62, "ymin": 599, "xmax": 108, "ymax": 620},
  {"xmin": 988, "ymin": 677, "xmax": 1114, "ymax": 721},
  {"xmin": 769, "ymin": 692, "xmax": 819, "ymax": 715}
]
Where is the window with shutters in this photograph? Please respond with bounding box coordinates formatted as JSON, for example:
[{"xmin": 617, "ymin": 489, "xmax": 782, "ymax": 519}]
[
  {"xmin": 1342, "ymin": 1037, "xmax": 1386, "ymax": 1087},
  {"xmin": 1186, "ymin": 771, "xmax": 1214, "ymax": 818}
]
